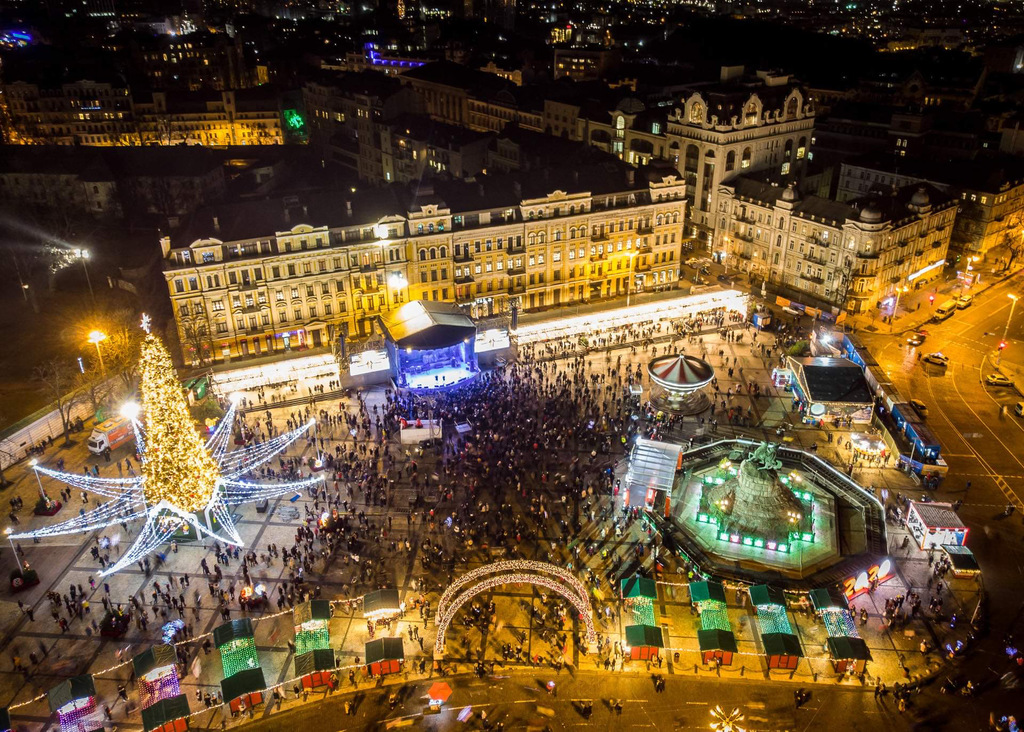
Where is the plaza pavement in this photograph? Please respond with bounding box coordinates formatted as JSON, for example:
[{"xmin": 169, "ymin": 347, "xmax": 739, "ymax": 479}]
[{"xmin": 0, "ymin": 306, "xmax": 979, "ymax": 731}]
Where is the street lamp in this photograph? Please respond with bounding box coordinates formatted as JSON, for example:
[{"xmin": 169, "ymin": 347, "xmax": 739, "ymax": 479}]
[
  {"xmin": 4, "ymin": 527, "xmax": 21, "ymax": 578},
  {"xmin": 88, "ymin": 330, "xmax": 107, "ymax": 376},
  {"xmin": 27, "ymin": 458, "xmax": 47, "ymax": 500},
  {"xmin": 998, "ymin": 294, "xmax": 1019, "ymax": 365},
  {"xmin": 73, "ymin": 248, "xmax": 95, "ymax": 306},
  {"xmin": 625, "ymin": 251, "xmax": 639, "ymax": 308}
]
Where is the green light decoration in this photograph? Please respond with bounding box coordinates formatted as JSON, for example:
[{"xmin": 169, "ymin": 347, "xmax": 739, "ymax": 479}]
[
  {"xmin": 295, "ymin": 622, "xmax": 331, "ymax": 655},
  {"xmin": 699, "ymin": 601, "xmax": 731, "ymax": 632},
  {"xmin": 283, "ymin": 109, "xmax": 305, "ymax": 132},
  {"xmin": 755, "ymin": 605, "xmax": 794, "ymax": 635},
  {"xmin": 631, "ymin": 602, "xmax": 656, "ymax": 627},
  {"xmin": 219, "ymin": 637, "xmax": 259, "ymax": 678}
]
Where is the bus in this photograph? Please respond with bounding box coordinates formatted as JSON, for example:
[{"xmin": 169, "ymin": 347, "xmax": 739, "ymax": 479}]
[{"xmin": 933, "ymin": 299, "xmax": 958, "ymax": 322}]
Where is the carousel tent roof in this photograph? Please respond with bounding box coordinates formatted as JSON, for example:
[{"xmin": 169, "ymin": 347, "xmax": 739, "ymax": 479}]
[
  {"xmin": 141, "ymin": 694, "xmax": 190, "ymax": 732},
  {"xmin": 697, "ymin": 628, "xmax": 738, "ymax": 653},
  {"xmin": 647, "ymin": 354, "xmax": 714, "ymax": 390},
  {"xmin": 624, "ymin": 624, "xmax": 665, "ymax": 648},
  {"xmin": 47, "ymin": 675, "xmax": 96, "ymax": 713},
  {"xmin": 761, "ymin": 632, "xmax": 803, "ymax": 658},
  {"xmin": 624, "ymin": 438, "xmax": 681, "ymax": 496},
  {"xmin": 294, "ymin": 648, "xmax": 337, "ymax": 675},
  {"xmin": 620, "ymin": 575, "xmax": 658, "ymax": 600},
  {"xmin": 809, "ymin": 587, "xmax": 849, "ymax": 612},
  {"xmin": 380, "ymin": 300, "xmax": 475, "ymax": 349},
  {"xmin": 293, "ymin": 599, "xmax": 332, "ymax": 625},
  {"xmin": 749, "ymin": 584, "xmax": 787, "ymax": 608},
  {"xmin": 365, "ymin": 637, "xmax": 405, "ymax": 664},
  {"xmin": 689, "ymin": 580, "xmax": 727, "ymax": 605},
  {"xmin": 363, "ymin": 588, "xmax": 401, "ymax": 616},
  {"xmin": 826, "ymin": 636, "xmax": 872, "ymax": 661},
  {"xmin": 911, "ymin": 501, "xmax": 964, "ymax": 528},
  {"xmin": 220, "ymin": 667, "xmax": 266, "ymax": 702},
  {"xmin": 214, "ymin": 618, "xmax": 255, "ymax": 646},
  {"xmin": 132, "ymin": 644, "xmax": 177, "ymax": 678}
]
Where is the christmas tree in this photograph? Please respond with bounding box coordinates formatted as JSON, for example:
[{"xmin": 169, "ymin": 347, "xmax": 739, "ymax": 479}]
[{"xmin": 139, "ymin": 326, "xmax": 220, "ymax": 513}]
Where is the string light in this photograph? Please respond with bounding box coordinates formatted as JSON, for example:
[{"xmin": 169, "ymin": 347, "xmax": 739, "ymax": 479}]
[{"xmin": 12, "ymin": 323, "xmax": 329, "ymax": 575}]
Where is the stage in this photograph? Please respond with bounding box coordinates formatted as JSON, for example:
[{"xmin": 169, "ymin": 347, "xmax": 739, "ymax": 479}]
[{"xmin": 404, "ymin": 365, "xmax": 476, "ymax": 390}]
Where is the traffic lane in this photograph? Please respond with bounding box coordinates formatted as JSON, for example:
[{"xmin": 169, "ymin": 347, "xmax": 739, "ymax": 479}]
[{"xmin": 240, "ymin": 671, "xmax": 909, "ymax": 732}]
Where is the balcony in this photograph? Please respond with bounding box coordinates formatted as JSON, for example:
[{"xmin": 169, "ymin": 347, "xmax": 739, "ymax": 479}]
[
  {"xmin": 637, "ymin": 224, "xmax": 653, "ymax": 235},
  {"xmin": 590, "ymin": 251, "xmax": 607, "ymax": 261},
  {"xmin": 454, "ymin": 249, "xmax": 473, "ymax": 263},
  {"xmin": 734, "ymin": 231, "xmax": 755, "ymax": 243},
  {"xmin": 737, "ymin": 250, "xmax": 752, "ymax": 260},
  {"xmin": 802, "ymin": 273, "xmax": 824, "ymax": 285},
  {"xmin": 636, "ymin": 260, "xmax": 652, "ymax": 272},
  {"xmin": 360, "ymin": 262, "xmax": 380, "ymax": 273},
  {"xmin": 238, "ymin": 281, "xmax": 259, "ymax": 291},
  {"xmin": 509, "ymin": 280, "xmax": 526, "ymax": 294},
  {"xmin": 508, "ymin": 240, "xmax": 526, "ymax": 254},
  {"xmin": 455, "ymin": 273, "xmax": 474, "ymax": 285},
  {"xmin": 735, "ymin": 212, "xmax": 757, "ymax": 225},
  {"xmin": 636, "ymin": 240, "xmax": 652, "ymax": 253},
  {"xmin": 591, "ymin": 231, "xmax": 609, "ymax": 242},
  {"xmin": 507, "ymin": 264, "xmax": 525, "ymax": 276}
]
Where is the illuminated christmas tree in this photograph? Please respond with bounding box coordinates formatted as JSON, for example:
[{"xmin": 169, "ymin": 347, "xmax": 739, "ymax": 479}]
[{"xmin": 13, "ymin": 314, "xmax": 323, "ymax": 576}]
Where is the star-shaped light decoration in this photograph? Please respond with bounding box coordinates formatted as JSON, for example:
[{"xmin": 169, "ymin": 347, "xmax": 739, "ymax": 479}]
[{"xmin": 13, "ymin": 316, "xmax": 322, "ymax": 576}]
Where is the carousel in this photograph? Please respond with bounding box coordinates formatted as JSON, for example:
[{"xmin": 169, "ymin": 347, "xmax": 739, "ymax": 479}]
[{"xmin": 647, "ymin": 354, "xmax": 715, "ymax": 415}]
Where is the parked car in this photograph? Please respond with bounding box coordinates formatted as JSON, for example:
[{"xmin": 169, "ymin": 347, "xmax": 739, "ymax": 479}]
[
  {"xmin": 717, "ymin": 274, "xmax": 733, "ymax": 284},
  {"xmin": 957, "ymin": 295, "xmax": 974, "ymax": 309},
  {"xmin": 906, "ymin": 331, "xmax": 927, "ymax": 347},
  {"xmin": 908, "ymin": 398, "xmax": 929, "ymax": 417},
  {"xmin": 985, "ymin": 373, "xmax": 1013, "ymax": 387},
  {"xmin": 922, "ymin": 352, "xmax": 949, "ymax": 366}
]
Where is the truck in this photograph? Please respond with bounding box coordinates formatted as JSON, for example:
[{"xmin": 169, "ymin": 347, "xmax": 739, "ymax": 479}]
[{"xmin": 87, "ymin": 417, "xmax": 134, "ymax": 455}]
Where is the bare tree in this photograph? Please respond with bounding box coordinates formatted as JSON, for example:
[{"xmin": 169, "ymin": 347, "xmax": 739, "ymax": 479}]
[
  {"xmin": 999, "ymin": 213, "xmax": 1024, "ymax": 272},
  {"xmin": 33, "ymin": 359, "xmax": 84, "ymax": 446},
  {"xmin": 102, "ymin": 308, "xmax": 144, "ymax": 392},
  {"xmin": 180, "ymin": 319, "xmax": 213, "ymax": 367}
]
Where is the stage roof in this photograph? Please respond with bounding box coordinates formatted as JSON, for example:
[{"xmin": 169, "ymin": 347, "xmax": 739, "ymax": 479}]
[{"xmin": 380, "ymin": 301, "xmax": 475, "ymax": 349}]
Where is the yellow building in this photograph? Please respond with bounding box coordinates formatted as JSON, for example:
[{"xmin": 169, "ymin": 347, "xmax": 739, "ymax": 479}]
[{"xmin": 162, "ymin": 169, "xmax": 686, "ymax": 363}]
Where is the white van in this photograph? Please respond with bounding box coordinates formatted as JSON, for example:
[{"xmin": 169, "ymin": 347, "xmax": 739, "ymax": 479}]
[
  {"xmin": 933, "ymin": 299, "xmax": 957, "ymax": 322},
  {"xmin": 1015, "ymin": 402, "xmax": 1024, "ymax": 417}
]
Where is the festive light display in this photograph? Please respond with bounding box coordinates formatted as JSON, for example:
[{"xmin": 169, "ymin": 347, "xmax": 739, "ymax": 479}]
[
  {"xmin": 753, "ymin": 605, "xmax": 793, "ymax": 636},
  {"xmin": 295, "ymin": 623, "xmax": 330, "ymax": 655},
  {"xmin": 434, "ymin": 561, "xmax": 597, "ymax": 656},
  {"xmin": 56, "ymin": 698, "xmax": 102, "ymax": 732},
  {"xmin": 219, "ymin": 637, "xmax": 259, "ymax": 678},
  {"xmin": 138, "ymin": 671, "xmax": 180, "ymax": 709},
  {"xmin": 12, "ymin": 316, "xmax": 322, "ymax": 576},
  {"xmin": 699, "ymin": 601, "xmax": 731, "ymax": 633}
]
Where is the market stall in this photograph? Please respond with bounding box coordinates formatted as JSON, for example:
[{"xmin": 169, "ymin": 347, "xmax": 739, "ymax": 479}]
[
  {"xmin": 620, "ymin": 575, "xmax": 658, "ymax": 626},
  {"xmin": 690, "ymin": 581, "xmax": 737, "ymax": 666},
  {"xmin": 942, "ymin": 545, "xmax": 981, "ymax": 578},
  {"xmin": 810, "ymin": 587, "xmax": 871, "ymax": 674},
  {"xmin": 365, "ymin": 637, "xmax": 404, "ymax": 676},
  {"xmin": 215, "ymin": 619, "xmax": 265, "ymax": 712},
  {"xmin": 363, "ymin": 589, "xmax": 402, "ymax": 620},
  {"xmin": 293, "ymin": 600, "xmax": 332, "ymax": 655},
  {"xmin": 749, "ymin": 585, "xmax": 802, "ymax": 670},
  {"xmin": 132, "ymin": 644, "xmax": 181, "ymax": 709},
  {"xmin": 906, "ymin": 501, "xmax": 969, "ymax": 550},
  {"xmin": 624, "ymin": 624, "xmax": 664, "ymax": 661},
  {"xmin": 48, "ymin": 675, "xmax": 103, "ymax": 732},
  {"xmin": 141, "ymin": 695, "xmax": 191, "ymax": 732},
  {"xmin": 220, "ymin": 668, "xmax": 266, "ymax": 714},
  {"xmin": 295, "ymin": 648, "xmax": 337, "ymax": 690}
]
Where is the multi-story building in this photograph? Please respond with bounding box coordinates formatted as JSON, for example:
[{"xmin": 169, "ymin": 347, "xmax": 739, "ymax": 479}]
[
  {"xmin": 381, "ymin": 115, "xmax": 492, "ymax": 184},
  {"xmin": 552, "ymin": 47, "xmax": 620, "ymax": 82},
  {"xmin": 2, "ymin": 79, "xmax": 135, "ymax": 145},
  {"xmin": 718, "ymin": 177, "xmax": 955, "ymax": 313},
  {"xmin": 161, "ymin": 165, "xmax": 687, "ymax": 363},
  {"xmin": 835, "ymin": 154, "xmax": 1024, "ymax": 259},
  {"xmin": 130, "ymin": 32, "xmax": 251, "ymax": 92},
  {"xmin": 578, "ymin": 69, "xmax": 815, "ymax": 251},
  {"xmin": 133, "ymin": 89, "xmax": 283, "ymax": 146}
]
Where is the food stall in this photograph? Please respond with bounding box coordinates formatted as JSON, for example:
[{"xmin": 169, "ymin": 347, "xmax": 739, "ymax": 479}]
[
  {"xmin": 295, "ymin": 648, "xmax": 337, "ymax": 690},
  {"xmin": 906, "ymin": 501, "xmax": 969, "ymax": 550},
  {"xmin": 690, "ymin": 581, "xmax": 737, "ymax": 666},
  {"xmin": 141, "ymin": 695, "xmax": 191, "ymax": 732},
  {"xmin": 365, "ymin": 637, "xmax": 404, "ymax": 677},
  {"xmin": 942, "ymin": 545, "xmax": 981, "ymax": 578},
  {"xmin": 749, "ymin": 585, "xmax": 802, "ymax": 670},
  {"xmin": 48, "ymin": 676, "xmax": 103, "ymax": 732},
  {"xmin": 215, "ymin": 619, "xmax": 265, "ymax": 713},
  {"xmin": 810, "ymin": 587, "xmax": 871, "ymax": 674},
  {"xmin": 293, "ymin": 600, "xmax": 332, "ymax": 654},
  {"xmin": 132, "ymin": 644, "xmax": 182, "ymax": 710},
  {"xmin": 624, "ymin": 624, "xmax": 664, "ymax": 661}
]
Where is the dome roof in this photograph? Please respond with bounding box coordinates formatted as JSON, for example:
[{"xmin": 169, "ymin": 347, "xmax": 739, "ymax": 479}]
[
  {"xmin": 909, "ymin": 186, "xmax": 930, "ymax": 207},
  {"xmin": 859, "ymin": 202, "xmax": 883, "ymax": 223},
  {"xmin": 781, "ymin": 183, "xmax": 799, "ymax": 202}
]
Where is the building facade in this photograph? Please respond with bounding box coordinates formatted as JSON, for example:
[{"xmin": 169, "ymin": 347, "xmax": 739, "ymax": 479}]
[
  {"xmin": 161, "ymin": 171, "xmax": 687, "ymax": 363},
  {"xmin": 718, "ymin": 178, "xmax": 955, "ymax": 313}
]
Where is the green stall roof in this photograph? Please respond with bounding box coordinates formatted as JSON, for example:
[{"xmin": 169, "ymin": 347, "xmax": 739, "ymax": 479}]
[
  {"xmin": 697, "ymin": 628, "xmax": 738, "ymax": 654},
  {"xmin": 294, "ymin": 649, "xmax": 337, "ymax": 676},
  {"xmin": 133, "ymin": 644, "xmax": 177, "ymax": 678},
  {"xmin": 689, "ymin": 580, "xmax": 727, "ymax": 605},
  {"xmin": 293, "ymin": 599, "xmax": 332, "ymax": 625},
  {"xmin": 213, "ymin": 618, "xmax": 255, "ymax": 647},
  {"xmin": 141, "ymin": 694, "xmax": 191, "ymax": 732},
  {"xmin": 761, "ymin": 632, "xmax": 803, "ymax": 658},
  {"xmin": 365, "ymin": 637, "xmax": 405, "ymax": 664},
  {"xmin": 620, "ymin": 575, "xmax": 657, "ymax": 601},
  {"xmin": 826, "ymin": 636, "xmax": 872, "ymax": 661},
  {"xmin": 220, "ymin": 667, "xmax": 266, "ymax": 702},
  {"xmin": 809, "ymin": 587, "xmax": 848, "ymax": 612},
  {"xmin": 48, "ymin": 675, "xmax": 97, "ymax": 714},
  {"xmin": 624, "ymin": 624, "xmax": 665, "ymax": 648},
  {"xmin": 749, "ymin": 584, "xmax": 787, "ymax": 608}
]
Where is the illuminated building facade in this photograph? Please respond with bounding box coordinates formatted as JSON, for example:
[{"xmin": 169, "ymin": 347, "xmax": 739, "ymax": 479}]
[
  {"xmin": 162, "ymin": 169, "xmax": 686, "ymax": 363},
  {"xmin": 718, "ymin": 178, "xmax": 954, "ymax": 313}
]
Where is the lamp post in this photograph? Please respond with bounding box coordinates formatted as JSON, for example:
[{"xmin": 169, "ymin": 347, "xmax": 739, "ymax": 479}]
[
  {"xmin": 998, "ymin": 294, "xmax": 1019, "ymax": 365},
  {"xmin": 73, "ymin": 248, "xmax": 96, "ymax": 306},
  {"xmin": 4, "ymin": 527, "xmax": 21, "ymax": 578},
  {"xmin": 28, "ymin": 459, "xmax": 47, "ymax": 501},
  {"xmin": 626, "ymin": 251, "xmax": 638, "ymax": 308},
  {"xmin": 88, "ymin": 330, "xmax": 107, "ymax": 376}
]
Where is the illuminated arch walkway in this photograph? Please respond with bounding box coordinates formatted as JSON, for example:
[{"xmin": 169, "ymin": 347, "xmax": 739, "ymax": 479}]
[{"xmin": 434, "ymin": 560, "xmax": 598, "ymax": 657}]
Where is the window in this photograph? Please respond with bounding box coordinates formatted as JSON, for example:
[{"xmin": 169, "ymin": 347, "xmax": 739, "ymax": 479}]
[
  {"xmin": 309, "ymin": 306, "xmax": 317, "ymax": 318},
  {"xmin": 741, "ymin": 148, "xmax": 751, "ymax": 169},
  {"xmin": 725, "ymin": 151, "xmax": 736, "ymax": 171},
  {"xmin": 174, "ymin": 279, "xmax": 184, "ymax": 293},
  {"xmin": 324, "ymin": 303, "xmax": 332, "ymax": 316},
  {"xmin": 212, "ymin": 299, "xmax": 224, "ymax": 311}
]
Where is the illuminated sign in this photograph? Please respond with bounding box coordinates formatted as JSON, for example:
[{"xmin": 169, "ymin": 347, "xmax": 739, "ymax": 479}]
[
  {"xmin": 907, "ymin": 260, "xmax": 944, "ymax": 282},
  {"xmin": 841, "ymin": 558, "xmax": 894, "ymax": 600}
]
